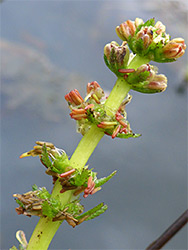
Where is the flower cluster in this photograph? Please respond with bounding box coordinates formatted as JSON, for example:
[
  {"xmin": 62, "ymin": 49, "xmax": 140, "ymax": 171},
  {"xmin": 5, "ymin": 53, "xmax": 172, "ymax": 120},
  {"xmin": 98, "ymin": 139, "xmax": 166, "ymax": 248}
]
[
  {"xmin": 116, "ymin": 18, "xmax": 186, "ymax": 62},
  {"xmin": 65, "ymin": 81, "xmax": 140, "ymax": 139},
  {"xmin": 13, "ymin": 185, "xmax": 108, "ymax": 228},
  {"xmin": 20, "ymin": 142, "xmax": 116, "ymax": 198},
  {"xmin": 104, "ymin": 41, "xmax": 130, "ymax": 76},
  {"xmin": 118, "ymin": 64, "xmax": 168, "ymax": 93}
]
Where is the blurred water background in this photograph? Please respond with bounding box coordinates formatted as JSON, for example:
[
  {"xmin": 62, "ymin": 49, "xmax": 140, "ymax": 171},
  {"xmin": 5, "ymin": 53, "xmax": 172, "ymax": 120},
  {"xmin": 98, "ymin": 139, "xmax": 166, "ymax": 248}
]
[{"xmin": 1, "ymin": 0, "xmax": 187, "ymax": 249}]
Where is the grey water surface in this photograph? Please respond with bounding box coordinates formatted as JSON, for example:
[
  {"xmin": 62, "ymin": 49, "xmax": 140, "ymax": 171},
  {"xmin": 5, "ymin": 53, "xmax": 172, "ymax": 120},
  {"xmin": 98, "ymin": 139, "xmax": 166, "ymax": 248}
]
[{"xmin": 1, "ymin": 1, "xmax": 187, "ymax": 249}]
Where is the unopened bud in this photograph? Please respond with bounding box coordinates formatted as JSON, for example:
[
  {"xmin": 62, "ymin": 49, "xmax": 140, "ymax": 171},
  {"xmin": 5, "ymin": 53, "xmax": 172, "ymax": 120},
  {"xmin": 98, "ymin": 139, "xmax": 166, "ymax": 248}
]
[
  {"xmin": 116, "ymin": 20, "xmax": 136, "ymax": 41},
  {"xmin": 135, "ymin": 18, "xmax": 144, "ymax": 28},
  {"xmin": 155, "ymin": 21, "xmax": 166, "ymax": 35},
  {"xmin": 163, "ymin": 38, "xmax": 186, "ymax": 59},
  {"xmin": 104, "ymin": 41, "xmax": 130, "ymax": 76},
  {"xmin": 65, "ymin": 89, "xmax": 84, "ymax": 106},
  {"xmin": 127, "ymin": 64, "xmax": 167, "ymax": 93},
  {"xmin": 86, "ymin": 81, "xmax": 104, "ymax": 104},
  {"xmin": 147, "ymin": 74, "xmax": 167, "ymax": 92}
]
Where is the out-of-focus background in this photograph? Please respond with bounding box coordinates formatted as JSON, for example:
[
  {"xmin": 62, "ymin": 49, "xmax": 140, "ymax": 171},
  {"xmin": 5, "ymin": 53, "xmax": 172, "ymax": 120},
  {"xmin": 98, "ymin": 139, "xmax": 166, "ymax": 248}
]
[{"xmin": 1, "ymin": 1, "xmax": 187, "ymax": 249}]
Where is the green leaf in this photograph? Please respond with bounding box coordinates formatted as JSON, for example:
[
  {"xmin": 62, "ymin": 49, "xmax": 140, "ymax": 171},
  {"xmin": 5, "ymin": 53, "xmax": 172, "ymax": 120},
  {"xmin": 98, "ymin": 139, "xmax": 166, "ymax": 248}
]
[
  {"xmin": 95, "ymin": 170, "xmax": 117, "ymax": 188},
  {"xmin": 32, "ymin": 184, "xmax": 38, "ymax": 191},
  {"xmin": 36, "ymin": 187, "xmax": 51, "ymax": 200},
  {"xmin": 64, "ymin": 200, "xmax": 84, "ymax": 216},
  {"xmin": 143, "ymin": 18, "xmax": 155, "ymax": 28},
  {"xmin": 42, "ymin": 198, "xmax": 62, "ymax": 218},
  {"xmin": 69, "ymin": 168, "xmax": 91, "ymax": 187},
  {"xmin": 16, "ymin": 199, "xmax": 24, "ymax": 208},
  {"xmin": 76, "ymin": 202, "xmax": 106, "ymax": 220},
  {"xmin": 85, "ymin": 204, "xmax": 108, "ymax": 221},
  {"xmin": 116, "ymin": 133, "xmax": 141, "ymax": 139}
]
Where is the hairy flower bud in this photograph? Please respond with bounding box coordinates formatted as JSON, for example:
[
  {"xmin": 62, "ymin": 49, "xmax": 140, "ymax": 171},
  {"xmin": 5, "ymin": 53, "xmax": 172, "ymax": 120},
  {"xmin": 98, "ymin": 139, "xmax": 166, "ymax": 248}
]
[
  {"xmin": 104, "ymin": 41, "xmax": 130, "ymax": 76},
  {"xmin": 116, "ymin": 18, "xmax": 186, "ymax": 63}
]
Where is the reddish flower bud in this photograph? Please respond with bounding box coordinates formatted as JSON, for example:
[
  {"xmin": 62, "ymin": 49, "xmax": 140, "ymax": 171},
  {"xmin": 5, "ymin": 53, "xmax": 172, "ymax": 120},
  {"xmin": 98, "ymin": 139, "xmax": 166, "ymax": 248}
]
[
  {"xmin": 116, "ymin": 20, "xmax": 136, "ymax": 41},
  {"xmin": 65, "ymin": 89, "xmax": 84, "ymax": 106},
  {"xmin": 163, "ymin": 38, "xmax": 186, "ymax": 59},
  {"xmin": 86, "ymin": 81, "xmax": 104, "ymax": 104},
  {"xmin": 147, "ymin": 74, "xmax": 167, "ymax": 92}
]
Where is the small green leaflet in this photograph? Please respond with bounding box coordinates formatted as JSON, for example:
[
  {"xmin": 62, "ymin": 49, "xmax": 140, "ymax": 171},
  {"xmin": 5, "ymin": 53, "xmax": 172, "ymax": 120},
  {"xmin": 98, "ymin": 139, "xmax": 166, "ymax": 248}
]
[{"xmin": 95, "ymin": 170, "xmax": 117, "ymax": 188}]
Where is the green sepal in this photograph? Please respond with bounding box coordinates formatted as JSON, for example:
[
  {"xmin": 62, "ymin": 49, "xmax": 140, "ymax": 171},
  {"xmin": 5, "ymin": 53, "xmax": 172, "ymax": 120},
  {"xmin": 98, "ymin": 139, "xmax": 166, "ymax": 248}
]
[
  {"xmin": 76, "ymin": 202, "xmax": 108, "ymax": 221},
  {"xmin": 95, "ymin": 170, "xmax": 117, "ymax": 188}
]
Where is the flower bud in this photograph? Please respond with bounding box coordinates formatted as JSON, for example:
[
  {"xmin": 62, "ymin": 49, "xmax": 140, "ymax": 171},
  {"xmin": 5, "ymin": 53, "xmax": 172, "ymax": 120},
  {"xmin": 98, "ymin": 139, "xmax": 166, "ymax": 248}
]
[
  {"xmin": 116, "ymin": 20, "xmax": 136, "ymax": 41},
  {"xmin": 126, "ymin": 64, "xmax": 167, "ymax": 93},
  {"xmin": 163, "ymin": 38, "xmax": 186, "ymax": 59},
  {"xmin": 104, "ymin": 41, "xmax": 130, "ymax": 76},
  {"xmin": 65, "ymin": 89, "xmax": 84, "ymax": 106},
  {"xmin": 86, "ymin": 81, "xmax": 104, "ymax": 104},
  {"xmin": 147, "ymin": 74, "xmax": 167, "ymax": 92}
]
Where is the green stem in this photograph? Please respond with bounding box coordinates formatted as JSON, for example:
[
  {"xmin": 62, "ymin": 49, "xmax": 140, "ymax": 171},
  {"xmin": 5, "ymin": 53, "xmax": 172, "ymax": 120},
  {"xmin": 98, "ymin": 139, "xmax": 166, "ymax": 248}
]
[
  {"xmin": 128, "ymin": 55, "xmax": 150, "ymax": 69},
  {"xmin": 26, "ymin": 54, "xmax": 149, "ymax": 250}
]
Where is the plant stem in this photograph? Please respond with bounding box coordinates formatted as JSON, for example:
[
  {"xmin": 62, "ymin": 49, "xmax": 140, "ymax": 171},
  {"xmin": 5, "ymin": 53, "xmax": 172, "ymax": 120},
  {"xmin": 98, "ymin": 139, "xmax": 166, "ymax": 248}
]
[
  {"xmin": 146, "ymin": 209, "xmax": 188, "ymax": 250},
  {"xmin": 128, "ymin": 55, "xmax": 150, "ymax": 69},
  {"xmin": 27, "ymin": 54, "xmax": 149, "ymax": 250}
]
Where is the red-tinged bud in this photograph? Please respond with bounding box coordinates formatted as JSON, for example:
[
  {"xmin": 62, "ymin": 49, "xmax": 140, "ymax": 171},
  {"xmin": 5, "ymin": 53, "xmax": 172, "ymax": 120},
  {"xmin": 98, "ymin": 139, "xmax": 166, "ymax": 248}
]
[
  {"xmin": 147, "ymin": 74, "xmax": 167, "ymax": 92},
  {"xmin": 87, "ymin": 81, "xmax": 100, "ymax": 94},
  {"xmin": 116, "ymin": 20, "xmax": 136, "ymax": 41},
  {"xmin": 112, "ymin": 125, "xmax": 121, "ymax": 139},
  {"xmin": 126, "ymin": 64, "xmax": 167, "ymax": 93},
  {"xmin": 86, "ymin": 81, "xmax": 104, "ymax": 103},
  {"xmin": 155, "ymin": 21, "xmax": 166, "ymax": 35},
  {"xmin": 71, "ymin": 108, "xmax": 86, "ymax": 115},
  {"xmin": 135, "ymin": 17, "xmax": 144, "ymax": 28},
  {"xmin": 97, "ymin": 121, "xmax": 118, "ymax": 129},
  {"xmin": 118, "ymin": 68, "xmax": 135, "ymax": 73},
  {"xmin": 120, "ymin": 127, "xmax": 128, "ymax": 134},
  {"xmin": 70, "ymin": 112, "xmax": 87, "ymax": 120},
  {"xmin": 59, "ymin": 169, "xmax": 75, "ymax": 178},
  {"xmin": 65, "ymin": 89, "xmax": 84, "ymax": 106},
  {"xmin": 163, "ymin": 38, "xmax": 186, "ymax": 59},
  {"xmin": 83, "ymin": 176, "xmax": 96, "ymax": 198},
  {"xmin": 84, "ymin": 104, "xmax": 94, "ymax": 110},
  {"xmin": 104, "ymin": 41, "xmax": 130, "ymax": 76}
]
